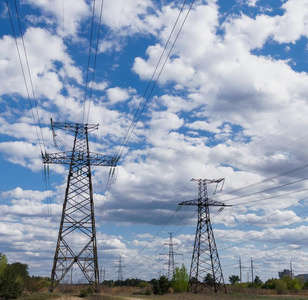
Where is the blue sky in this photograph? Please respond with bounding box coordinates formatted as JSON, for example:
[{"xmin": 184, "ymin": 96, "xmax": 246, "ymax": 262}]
[{"xmin": 1, "ymin": 0, "xmax": 308, "ymax": 284}]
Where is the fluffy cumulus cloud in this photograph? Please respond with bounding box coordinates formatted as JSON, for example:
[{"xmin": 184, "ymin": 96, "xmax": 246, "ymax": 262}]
[
  {"xmin": 1, "ymin": 0, "xmax": 308, "ymax": 282},
  {"xmin": 106, "ymin": 86, "xmax": 132, "ymax": 104},
  {"xmin": 26, "ymin": 0, "xmax": 90, "ymax": 37}
]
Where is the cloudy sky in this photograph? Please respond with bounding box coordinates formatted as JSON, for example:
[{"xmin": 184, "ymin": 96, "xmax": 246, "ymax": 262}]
[{"xmin": 1, "ymin": 0, "xmax": 308, "ymax": 284}]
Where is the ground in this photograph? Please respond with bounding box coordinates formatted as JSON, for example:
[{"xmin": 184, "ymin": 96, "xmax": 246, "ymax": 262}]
[{"xmin": 19, "ymin": 285, "xmax": 308, "ymax": 300}]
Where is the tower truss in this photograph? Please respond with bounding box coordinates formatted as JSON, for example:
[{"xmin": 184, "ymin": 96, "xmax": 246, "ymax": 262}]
[
  {"xmin": 43, "ymin": 120, "xmax": 118, "ymax": 292},
  {"xmin": 114, "ymin": 256, "xmax": 125, "ymax": 281},
  {"xmin": 179, "ymin": 178, "xmax": 229, "ymax": 294},
  {"xmin": 160, "ymin": 233, "xmax": 182, "ymax": 280}
]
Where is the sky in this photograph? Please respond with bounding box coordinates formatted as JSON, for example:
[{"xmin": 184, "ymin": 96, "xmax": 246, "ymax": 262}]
[{"xmin": 1, "ymin": 0, "xmax": 308, "ymax": 285}]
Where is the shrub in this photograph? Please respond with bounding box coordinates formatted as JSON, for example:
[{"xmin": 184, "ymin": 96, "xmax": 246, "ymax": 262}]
[
  {"xmin": 275, "ymin": 279, "xmax": 287, "ymax": 294},
  {"xmin": 78, "ymin": 287, "xmax": 93, "ymax": 298}
]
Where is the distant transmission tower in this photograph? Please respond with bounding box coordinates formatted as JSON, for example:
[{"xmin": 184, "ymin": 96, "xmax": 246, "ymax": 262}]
[
  {"xmin": 114, "ymin": 256, "xmax": 125, "ymax": 281},
  {"xmin": 43, "ymin": 120, "xmax": 117, "ymax": 292},
  {"xmin": 179, "ymin": 178, "xmax": 229, "ymax": 294},
  {"xmin": 160, "ymin": 233, "xmax": 182, "ymax": 280}
]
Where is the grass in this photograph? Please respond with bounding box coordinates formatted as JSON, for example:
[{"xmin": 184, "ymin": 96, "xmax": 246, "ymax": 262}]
[
  {"xmin": 17, "ymin": 291, "xmax": 308, "ymax": 300},
  {"xmin": 19, "ymin": 293, "xmax": 63, "ymax": 300},
  {"xmin": 17, "ymin": 285, "xmax": 308, "ymax": 300}
]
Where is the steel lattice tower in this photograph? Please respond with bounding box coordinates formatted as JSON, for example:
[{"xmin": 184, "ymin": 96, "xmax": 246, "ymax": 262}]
[
  {"xmin": 179, "ymin": 178, "xmax": 228, "ymax": 294},
  {"xmin": 43, "ymin": 120, "xmax": 117, "ymax": 292},
  {"xmin": 114, "ymin": 256, "xmax": 125, "ymax": 281},
  {"xmin": 160, "ymin": 233, "xmax": 182, "ymax": 280}
]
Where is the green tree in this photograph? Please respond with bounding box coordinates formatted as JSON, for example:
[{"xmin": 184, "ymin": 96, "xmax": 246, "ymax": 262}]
[
  {"xmin": 254, "ymin": 275, "xmax": 263, "ymax": 286},
  {"xmin": 262, "ymin": 278, "xmax": 276, "ymax": 290},
  {"xmin": 1, "ymin": 265, "xmax": 23, "ymax": 299},
  {"xmin": 204, "ymin": 273, "xmax": 214, "ymax": 286},
  {"xmin": 229, "ymin": 275, "xmax": 240, "ymax": 285},
  {"xmin": 171, "ymin": 264, "xmax": 189, "ymax": 293},
  {"xmin": 150, "ymin": 278, "xmax": 160, "ymax": 295},
  {"xmin": 151, "ymin": 275, "xmax": 170, "ymax": 295},
  {"xmin": 282, "ymin": 275, "xmax": 303, "ymax": 291},
  {"xmin": 0, "ymin": 254, "xmax": 7, "ymax": 276},
  {"xmin": 275, "ymin": 279, "xmax": 287, "ymax": 294},
  {"xmin": 159, "ymin": 275, "xmax": 170, "ymax": 295},
  {"xmin": 0, "ymin": 260, "xmax": 29, "ymax": 299},
  {"xmin": 262, "ymin": 278, "xmax": 287, "ymax": 294}
]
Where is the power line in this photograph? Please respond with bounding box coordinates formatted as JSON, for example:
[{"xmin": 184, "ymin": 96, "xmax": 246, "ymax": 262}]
[
  {"xmin": 107, "ymin": 0, "xmax": 126, "ymax": 75},
  {"xmin": 82, "ymin": 0, "xmax": 97, "ymax": 124},
  {"xmin": 85, "ymin": 0, "xmax": 105, "ymax": 124},
  {"xmin": 96, "ymin": 0, "xmax": 196, "ymax": 228},
  {"xmin": 218, "ymin": 209, "xmax": 308, "ymax": 253},
  {"xmin": 216, "ymin": 198, "xmax": 306, "ymax": 241},
  {"xmin": 115, "ymin": 0, "xmax": 196, "ymax": 161},
  {"xmin": 6, "ymin": 0, "xmax": 46, "ymax": 154},
  {"xmin": 218, "ymin": 163, "xmax": 308, "ymax": 199},
  {"xmin": 233, "ymin": 187, "xmax": 308, "ymax": 207},
  {"xmin": 222, "ymin": 176, "xmax": 308, "ymax": 203},
  {"xmin": 124, "ymin": 209, "xmax": 197, "ymax": 278},
  {"xmin": 232, "ymin": 236, "xmax": 308, "ymax": 269}
]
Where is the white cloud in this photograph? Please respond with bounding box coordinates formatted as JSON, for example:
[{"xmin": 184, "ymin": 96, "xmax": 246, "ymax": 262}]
[
  {"xmin": 2, "ymin": 187, "xmax": 49, "ymax": 201},
  {"xmin": 26, "ymin": 0, "xmax": 90, "ymax": 38},
  {"xmin": 0, "ymin": 27, "xmax": 82, "ymax": 100},
  {"xmin": 107, "ymin": 87, "xmax": 131, "ymax": 104}
]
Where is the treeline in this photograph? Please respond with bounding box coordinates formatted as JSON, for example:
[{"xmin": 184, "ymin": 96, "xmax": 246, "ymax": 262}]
[
  {"xmin": 0, "ymin": 253, "xmax": 50, "ymax": 299},
  {"xmin": 103, "ymin": 278, "xmax": 148, "ymax": 288},
  {"xmin": 229, "ymin": 274, "xmax": 308, "ymax": 294},
  {"xmin": 103, "ymin": 264, "xmax": 189, "ymax": 295}
]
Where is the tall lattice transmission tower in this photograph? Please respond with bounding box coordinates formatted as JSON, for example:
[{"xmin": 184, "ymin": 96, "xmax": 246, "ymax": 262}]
[
  {"xmin": 43, "ymin": 120, "xmax": 118, "ymax": 292},
  {"xmin": 114, "ymin": 256, "xmax": 125, "ymax": 281},
  {"xmin": 178, "ymin": 178, "xmax": 229, "ymax": 294},
  {"xmin": 160, "ymin": 233, "xmax": 182, "ymax": 280}
]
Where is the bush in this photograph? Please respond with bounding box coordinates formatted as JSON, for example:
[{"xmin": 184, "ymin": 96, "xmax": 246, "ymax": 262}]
[
  {"xmin": 24, "ymin": 276, "xmax": 50, "ymax": 293},
  {"xmin": 282, "ymin": 276, "xmax": 303, "ymax": 291},
  {"xmin": 78, "ymin": 287, "xmax": 93, "ymax": 298},
  {"xmin": 275, "ymin": 280, "xmax": 287, "ymax": 294}
]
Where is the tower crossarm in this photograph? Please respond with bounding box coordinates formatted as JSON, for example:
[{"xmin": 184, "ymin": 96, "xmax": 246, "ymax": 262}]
[
  {"xmin": 42, "ymin": 151, "xmax": 119, "ymax": 166},
  {"xmin": 51, "ymin": 119, "xmax": 99, "ymax": 133},
  {"xmin": 178, "ymin": 199, "xmax": 231, "ymax": 207}
]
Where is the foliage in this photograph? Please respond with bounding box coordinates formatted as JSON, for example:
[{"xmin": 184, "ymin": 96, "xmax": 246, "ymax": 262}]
[
  {"xmin": 204, "ymin": 273, "xmax": 214, "ymax": 286},
  {"xmin": 0, "ymin": 254, "xmax": 30, "ymax": 299},
  {"xmin": 262, "ymin": 276, "xmax": 303, "ymax": 294},
  {"xmin": 103, "ymin": 280, "xmax": 115, "ymax": 287},
  {"xmin": 24, "ymin": 276, "xmax": 50, "ymax": 293},
  {"xmin": 254, "ymin": 276, "xmax": 263, "ymax": 286},
  {"xmin": 229, "ymin": 275, "xmax": 240, "ymax": 285},
  {"xmin": 104, "ymin": 278, "xmax": 146, "ymax": 287},
  {"xmin": 171, "ymin": 264, "xmax": 189, "ymax": 293},
  {"xmin": 150, "ymin": 275, "xmax": 170, "ymax": 295},
  {"xmin": 79, "ymin": 287, "xmax": 93, "ymax": 298},
  {"xmin": 281, "ymin": 275, "xmax": 303, "ymax": 290},
  {"xmin": 0, "ymin": 264, "xmax": 24, "ymax": 299},
  {"xmin": 274, "ymin": 279, "xmax": 288, "ymax": 294},
  {"xmin": 0, "ymin": 253, "xmax": 7, "ymax": 276},
  {"xmin": 150, "ymin": 279, "xmax": 159, "ymax": 295}
]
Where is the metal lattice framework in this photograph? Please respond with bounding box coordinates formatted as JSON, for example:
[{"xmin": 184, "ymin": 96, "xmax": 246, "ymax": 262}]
[
  {"xmin": 179, "ymin": 178, "xmax": 229, "ymax": 294},
  {"xmin": 114, "ymin": 256, "xmax": 125, "ymax": 281},
  {"xmin": 160, "ymin": 233, "xmax": 182, "ymax": 280},
  {"xmin": 43, "ymin": 120, "xmax": 118, "ymax": 292}
]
